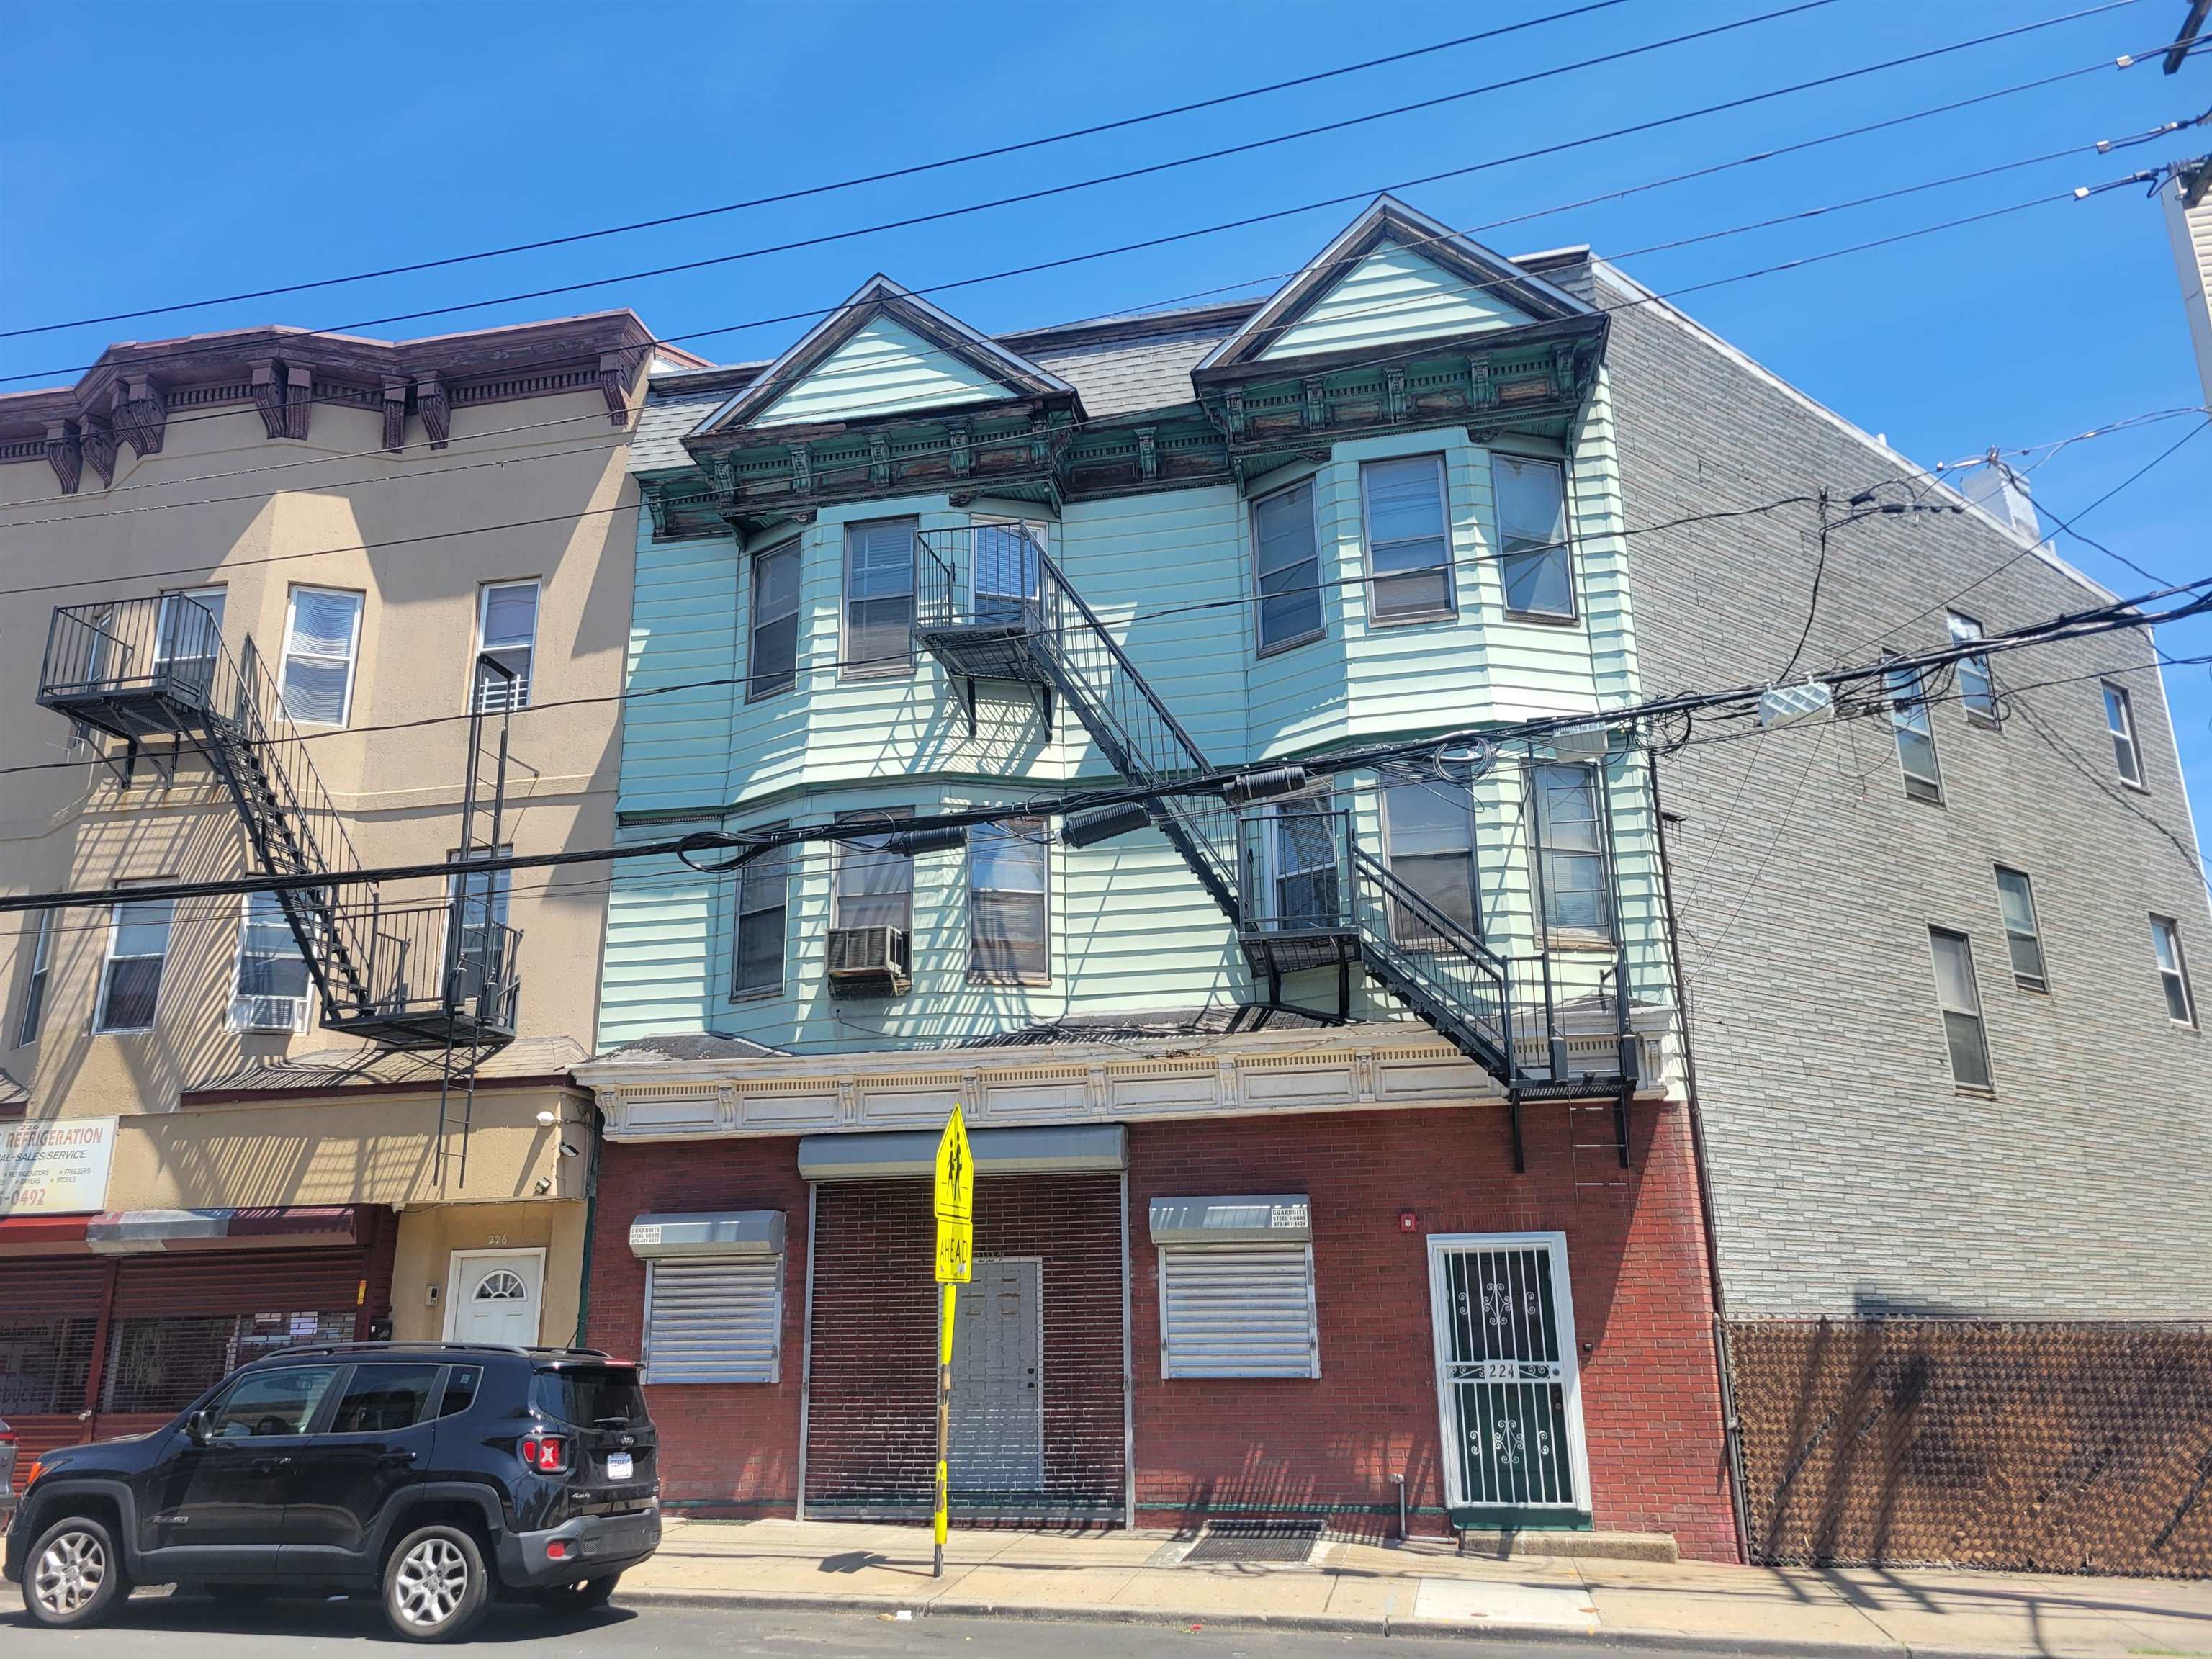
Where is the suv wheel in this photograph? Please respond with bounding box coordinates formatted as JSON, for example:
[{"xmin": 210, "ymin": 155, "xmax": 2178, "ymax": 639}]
[
  {"xmin": 382, "ymin": 1524, "xmax": 490, "ymax": 1642},
  {"xmin": 535, "ymin": 1573, "xmax": 621, "ymax": 1612},
  {"xmin": 23, "ymin": 1515, "xmax": 128, "ymax": 1629}
]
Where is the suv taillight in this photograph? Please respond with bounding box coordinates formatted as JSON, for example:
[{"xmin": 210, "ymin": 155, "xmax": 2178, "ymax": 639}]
[{"xmin": 519, "ymin": 1435, "xmax": 569, "ymax": 1474}]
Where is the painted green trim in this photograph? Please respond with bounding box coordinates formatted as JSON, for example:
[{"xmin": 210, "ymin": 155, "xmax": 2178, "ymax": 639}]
[{"xmin": 1447, "ymin": 1506, "xmax": 1595, "ymax": 1531}]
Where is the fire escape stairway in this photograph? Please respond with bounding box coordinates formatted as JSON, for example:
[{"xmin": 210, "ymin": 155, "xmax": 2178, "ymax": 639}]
[{"xmin": 1345, "ymin": 848, "xmax": 1518, "ymax": 1084}]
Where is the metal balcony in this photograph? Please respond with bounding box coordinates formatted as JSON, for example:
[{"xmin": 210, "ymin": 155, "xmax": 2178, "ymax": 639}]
[
  {"xmin": 320, "ymin": 898, "xmax": 522, "ymax": 1051},
  {"xmin": 37, "ymin": 595, "xmax": 233, "ymax": 750}
]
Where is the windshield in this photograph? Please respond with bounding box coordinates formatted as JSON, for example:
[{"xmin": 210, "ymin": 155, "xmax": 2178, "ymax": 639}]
[{"xmin": 531, "ymin": 1364, "xmax": 647, "ymax": 1427}]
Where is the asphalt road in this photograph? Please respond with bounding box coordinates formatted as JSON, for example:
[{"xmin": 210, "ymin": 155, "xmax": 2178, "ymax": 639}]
[{"xmin": 0, "ymin": 1588, "xmax": 1658, "ymax": 1656}]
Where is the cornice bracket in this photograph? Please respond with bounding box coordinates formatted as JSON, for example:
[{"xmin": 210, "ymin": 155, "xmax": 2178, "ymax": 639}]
[
  {"xmin": 80, "ymin": 414, "xmax": 115, "ymax": 485},
  {"xmin": 113, "ymin": 374, "xmax": 166, "ymax": 458},
  {"xmin": 1134, "ymin": 426, "xmax": 1158, "ymax": 482},
  {"xmin": 600, "ymin": 348, "xmax": 646, "ymax": 427},
  {"xmin": 253, "ymin": 360, "xmax": 313, "ymax": 441},
  {"xmin": 788, "ymin": 444, "xmax": 813, "ymax": 496},
  {"xmin": 382, "ymin": 379, "xmax": 410, "ymax": 451},
  {"xmin": 43, "ymin": 420, "xmax": 81, "ymax": 495},
  {"xmin": 868, "ymin": 432, "xmax": 892, "ymax": 488},
  {"xmin": 415, "ymin": 372, "xmax": 451, "ymax": 449}
]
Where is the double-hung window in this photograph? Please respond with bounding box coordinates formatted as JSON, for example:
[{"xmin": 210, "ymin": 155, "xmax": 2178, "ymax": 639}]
[
  {"xmin": 843, "ymin": 518, "xmax": 915, "ymax": 677},
  {"xmin": 1251, "ymin": 480, "xmax": 1323, "ymax": 654},
  {"xmin": 749, "ymin": 540, "xmax": 801, "ymax": 700},
  {"xmin": 1533, "ymin": 765, "xmax": 1611, "ymax": 943},
  {"xmin": 96, "ymin": 893, "xmax": 175, "ymax": 1033},
  {"xmin": 448, "ymin": 846, "xmax": 513, "ymax": 1006},
  {"xmin": 232, "ymin": 890, "xmax": 313, "ymax": 1032},
  {"xmin": 1384, "ymin": 781, "xmax": 1479, "ymax": 945},
  {"xmin": 1992, "ymin": 867, "xmax": 2046, "ymax": 991},
  {"xmin": 281, "ymin": 586, "xmax": 364, "ymax": 726},
  {"xmin": 732, "ymin": 827, "xmax": 791, "ymax": 998},
  {"xmin": 1887, "ymin": 662, "xmax": 1943, "ymax": 803},
  {"xmin": 1928, "ymin": 927, "xmax": 1993, "ymax": 1091},
  {"xmin": 1948, "ymin": 612, "xmax": 1997, "ymax": 724},
  {"xmin": 969, "ymin": 819, "xmax": 1048, "ymax": 984},
  {"xmin": 1361, "ymin": 456, "xmax": 1453, "ymax": 621},
  {"xmin": 473, "ymin": 580, "xmax": 539, "ymax": 711},
  {"xmin": 15, "ymin": 909, "xmax": 55, "ymax": 1046},
  {"xmin": 834, "ymin": 809, "xmax": 914, "ymax": 938},
  {"xmin": 2151, "ymin": 915, "xmax": 2196, "ymax": 1028},
  {"xmin": 2103, "ymin": 683, "xmax": 2144, "ymax": 788},
  {"xmin": 1494, "ymin": 454, "xmax": 1574, "ymax": 619}
]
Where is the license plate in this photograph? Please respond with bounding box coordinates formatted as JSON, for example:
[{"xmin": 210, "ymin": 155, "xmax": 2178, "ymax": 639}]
[{"xmin": 606, "ymin": 1452, "xmax": 634, "ymax": 1481}]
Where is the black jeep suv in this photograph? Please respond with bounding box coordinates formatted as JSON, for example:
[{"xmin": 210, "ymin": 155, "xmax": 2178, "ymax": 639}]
[{"xmin": 4, "ymin": 1342, "xmax": 660, "ymax": 1642}]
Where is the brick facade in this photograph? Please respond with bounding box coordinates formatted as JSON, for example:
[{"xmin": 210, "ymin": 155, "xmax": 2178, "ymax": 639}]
[{"xmin": 586, "ymin": 1094, "xmax": 1739, "ymax": 1563}]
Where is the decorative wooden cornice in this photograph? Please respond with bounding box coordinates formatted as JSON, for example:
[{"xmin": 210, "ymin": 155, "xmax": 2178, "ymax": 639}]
[{"xmin": 0, "ymin": 310, "xmax": 683, "ymax": 492}]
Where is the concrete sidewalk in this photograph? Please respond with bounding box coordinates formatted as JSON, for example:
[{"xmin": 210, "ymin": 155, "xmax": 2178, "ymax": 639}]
[{"xmin": 621, "ymin": 1518, "xmax": 2212, "ymax": 1655}]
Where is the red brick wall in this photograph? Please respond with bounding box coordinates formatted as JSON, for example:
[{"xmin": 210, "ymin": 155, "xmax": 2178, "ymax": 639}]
[
  {"xmin": 1127, "ymin": 1100, "xmax": 1739, "ymax": 1562},
  {"xmin": 584, "ymin": 1136, "xmax": 809, "ymax": 1512},
  {"xmin": 806, "ymin": 1173, "xmax": 1123, "ymax": 1516}
]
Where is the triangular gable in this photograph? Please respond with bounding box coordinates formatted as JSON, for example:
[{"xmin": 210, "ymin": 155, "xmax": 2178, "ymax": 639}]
[
  {"xmin": 693, "ymin": 276, "xmax": 1076, "ymax": 433},
  {"xmin": 1198, "ymin": 196, "xmax": 1593, "ymax": 372}
]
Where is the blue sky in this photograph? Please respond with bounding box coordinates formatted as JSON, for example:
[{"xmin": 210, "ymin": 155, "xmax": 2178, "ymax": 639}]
[{"xmin": 4, "ymin": 0, "xmax": 2207, "ymax": 855}]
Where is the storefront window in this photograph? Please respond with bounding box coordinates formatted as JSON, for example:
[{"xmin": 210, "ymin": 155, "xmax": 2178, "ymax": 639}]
[
  {"xmin": 101, "ymin": 1310, "xmax": 355, "ymax": 1415},
  {"xmin": 0, "ymin": 1317, "xmax": 97, "ymax": 1416}
]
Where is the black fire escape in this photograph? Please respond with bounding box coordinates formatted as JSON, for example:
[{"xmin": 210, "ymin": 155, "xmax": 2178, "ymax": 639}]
[
  {"xmin": 36, "ymin": 595, "xmax": 521, "ymax": 1177},
  {"xmin": 917, "ymin": 526, "xmax": 1649, "ymax": 1169}
]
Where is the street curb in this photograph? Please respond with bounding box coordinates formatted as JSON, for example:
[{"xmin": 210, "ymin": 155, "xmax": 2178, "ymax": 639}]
[{"xmin": 611, "ymin": 1583, "xmax": 2048, "ymax": 1657}]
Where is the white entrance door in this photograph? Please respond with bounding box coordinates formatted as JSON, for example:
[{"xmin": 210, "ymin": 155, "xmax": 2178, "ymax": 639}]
[
  {"xmin": 446, "ymin": 1248, "xmax": 546, "ymax": 1346},
  {"xmin": 948, "ymin": 1257, "xmax": 1043, "ymax": 1492},
  {"xmin": 1426, "ymin": 1232, "xmax": 1592, "ymax": 1521}
]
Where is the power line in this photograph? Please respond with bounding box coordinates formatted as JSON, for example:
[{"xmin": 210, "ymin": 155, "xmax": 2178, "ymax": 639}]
[
  {"xmin": 0, "ymin": 2, "xmax": 1650, "ymax": 343},
  {"xmin": 1, "ymin": 0, "xmax": 2152, "ymax": 391},
  {"xmin": 4, "ymin": 575, "xmax": 2202, "ymax": 915}
]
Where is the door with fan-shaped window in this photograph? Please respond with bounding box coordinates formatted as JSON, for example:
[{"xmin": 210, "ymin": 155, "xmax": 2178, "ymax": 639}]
[{"xmin": 445, "ymin": 1249, "xmax": 545, "ymax": 1347}]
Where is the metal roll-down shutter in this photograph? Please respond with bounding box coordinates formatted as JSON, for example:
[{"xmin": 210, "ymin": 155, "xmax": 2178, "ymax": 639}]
[{"xmin": 1151, "ymin": 1195, "xmax": 1318, "ymax": 1380}]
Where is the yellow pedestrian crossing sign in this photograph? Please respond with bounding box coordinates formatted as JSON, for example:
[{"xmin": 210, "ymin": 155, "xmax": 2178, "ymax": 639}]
[{"xmin": 933, "ymin": 1105, "xmax": 972, "ymax": 1223}]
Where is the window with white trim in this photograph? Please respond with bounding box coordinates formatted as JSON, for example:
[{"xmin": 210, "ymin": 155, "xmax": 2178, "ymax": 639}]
[
  {"xmin": 843, "ymin": 518, "xmax": 915, "ymax": 677},
  {"xmin": 732, "ymin": 827, "xmax": 791, "ymax": 998},
  {"xmin": 1494, "ymin": 454, "xmax": 1574, "ymax": 619},
  {"xmin": 2151, "ymin": 915, "xmax": 2196, "ymax": 1028},
  {"xmin": 749, "ymin": 539, "xmax": 801, "ymax": 700},
  {"xmin": 1928, "ymin": 927, "xmax": 1993, "ymax": 1092},
  {"xmin": 1948, "ymin": 611, "xmax": 1997, "ymax": 724},
  {"xmin": 969, "ymin": 818, "xmax": 1048, "ymax": 984},
  {"xmin": 1992, "ymin": 868, "xmax": 2046, "ymax": 992},
  {"xmin": 280, "ymin": 586, "xmax": 364, "ymax": 726},
  {"xmin": 473, "ymin": 580, "xmax": 539, "ymax": 711},
  {"xmin": 642, "ymin": 1258, "xmax": 783, "ymax": 1384},
  {"xmin": 1154, "ymin": 1195, "xmax": 1319, "ymax": 1380},
  {"xmin": 1887, "ymin": 662, "xmax": 1943, "ymax": 804},
  {"xmin": 1533, "ymin": 764, "xmax": 1611, "ymax": 943},
  {"xmin": 15, "ymin": 908, "xmax": 55, "ymax": 1047},
  {"xmin": 231, "ymin": 890, "xmax": 313, "ymax": 1032},
  {"xmin": 1361, "ymin": 455, "xmax": 1453, "ymax": 621},
  {"xmin": 2103, "ymin": 682, "xmax": 2144, "ymax": 788},
  {"xmin": 1251, "ymin": 479, "xmax": 1323, "ymax": 654},
  {"xmin": 96, "ymin": 894, "xmax": 175, "ymax": 1034}
]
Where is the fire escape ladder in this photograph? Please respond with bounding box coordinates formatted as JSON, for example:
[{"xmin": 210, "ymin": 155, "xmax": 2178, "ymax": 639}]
[{"xmin": 916, "ymin": 528, "xmax": 1239, "ymax": 923}]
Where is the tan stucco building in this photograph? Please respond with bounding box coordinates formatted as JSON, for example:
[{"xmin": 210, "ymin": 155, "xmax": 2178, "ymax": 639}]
[{"xmin": 0, "ymin": 315, "xmax": 689, "ymax": 1460}]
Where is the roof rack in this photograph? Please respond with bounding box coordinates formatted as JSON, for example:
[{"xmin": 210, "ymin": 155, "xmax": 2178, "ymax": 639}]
[{"xmin": 256, "ymin": 1340, "xmax": 612, "ymax": 1362}]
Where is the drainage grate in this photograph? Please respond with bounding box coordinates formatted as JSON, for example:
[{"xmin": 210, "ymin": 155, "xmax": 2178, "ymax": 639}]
[{"xmin": 1182, "ymin": 1519, "xmax": 1326, "ymax": 1565}]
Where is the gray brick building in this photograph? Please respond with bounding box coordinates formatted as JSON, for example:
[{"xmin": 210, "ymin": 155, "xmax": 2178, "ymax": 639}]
[{"xmin": 1547, "ymin": 251, "xmax": 2212, "ymax": 1572}]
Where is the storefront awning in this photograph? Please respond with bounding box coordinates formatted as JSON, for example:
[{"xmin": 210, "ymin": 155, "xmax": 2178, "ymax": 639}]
[
  {"xmin": 1149, "ymin": 1195, "xmax": 1312, "ymax": 1244},
  {"xmin": 83, "ymin": 1205, "xmax": 365, "ymax": 1255},
  {"xmin": 629, "ymin": 1210, "xmax": 785, "ymax": 1260},
  {"xmin": 797, "ymin": 1123, "xmax": 1125, "ymax": 1182}
]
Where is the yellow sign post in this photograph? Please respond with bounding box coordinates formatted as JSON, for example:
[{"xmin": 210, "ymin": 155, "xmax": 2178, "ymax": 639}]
[{"xmin": 930, "ymin": 1105, "xmax": 973, "ymax": 1578}]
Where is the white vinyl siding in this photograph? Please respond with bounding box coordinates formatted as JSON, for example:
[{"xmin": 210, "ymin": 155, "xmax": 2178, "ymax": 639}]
[
  {"xmin": 1251, "ymin": 480, "xmax": 1323, "ymax": 654},
  {"xmin": 748, "ymin": 540, "xmax": 801, "ymax": 700},
  {"xmin": 642, "ymin": 1258, "xmax": 783, "ymax": 1384},
  {"xmin": 280, "ymin": 586, "xmax": 364, "ymax": 726},
  {"xmin": 1157, "ymin": 1242, "xmax": 1319, "ymax": 1379},
  {"xmin": 1993, "ymin": 868, "xmax": 2046, "ymax": 992},
  {"xmin": 473, "ymin": 580, "xmax": 539, "ymax": 711},
  {"xmin": 96, "ymin": 895, "xmax": 175, "ymax": 1034},
  {"xmin": 1494, "ymin": 454, "xmax": 1573, "ymax": 619},
  {"xmin": 1928, "ymin": 927, "xmax": 1993, "ymax": 1092},
  {"xmin": 2103, "ymin": 682, "xmax": 2144, "ymax": 788},
  {"xmin": 1887, "ymin": 664, "xmax": 1943, "ymax": 804},
  {"xmin": 16, "ymin": 909, "xmax": 55, "ymax": 1046},
  {"xmin": 1361, "ymin": 454, "xmax": 1454, "ymax": 621},
  {"xmin": 2151, "ymin": 915, "xmax": 2196, "ymax": 1028},
  {"xmin": 843, "ymin": 518, "xmax": 916, "ymax": 678},
  {"xmin": 1948, "ymin": 611, "xmax": 1997, "ymax": 723},
  {"xmin": 230, "ymin": 890, "xmax": 313, "ymax": 1032}
]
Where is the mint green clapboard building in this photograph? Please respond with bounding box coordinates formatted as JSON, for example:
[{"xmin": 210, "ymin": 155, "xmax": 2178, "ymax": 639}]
[{"xmin": 595, "ymin": 197, "xmax": 1674, "ymax": 1155}]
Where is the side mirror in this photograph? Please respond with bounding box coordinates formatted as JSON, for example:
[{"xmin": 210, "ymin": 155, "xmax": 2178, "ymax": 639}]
[{"xmin": 184, "ymin": 1410, "xmax": 212, "ymax": 1447}]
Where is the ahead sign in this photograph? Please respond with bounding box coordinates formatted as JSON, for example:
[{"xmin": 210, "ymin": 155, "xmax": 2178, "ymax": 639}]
[{"xmin": 935, "ymin": 1216, "xmax": 973, "ymax": 1285}]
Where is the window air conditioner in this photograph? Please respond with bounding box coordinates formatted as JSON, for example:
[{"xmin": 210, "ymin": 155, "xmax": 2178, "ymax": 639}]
[
  {"xmin": 825, "ymin": 925, "xmax": 910, "ymax": 999},
  {"xmin": 231, "ymin": 993, "xmax": 310, "ymax": 1034}
]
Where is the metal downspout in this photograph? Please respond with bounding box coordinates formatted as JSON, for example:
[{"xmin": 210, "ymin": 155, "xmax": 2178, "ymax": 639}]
[
  {"xmin": 570, "ymin": 1102, "xmax": 604, "ymax": 1349},
  {"xmin": 1119, "ymin": 1169, "xmax": 1138, "ymax": 1531},
  {"xmin": 1648, "ymin": 757, "xmax": 1753, "ymax": 1565},
  {"xmin": 796, "ymin": 1182, "xmax": 819, "ymax": 1522}
]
